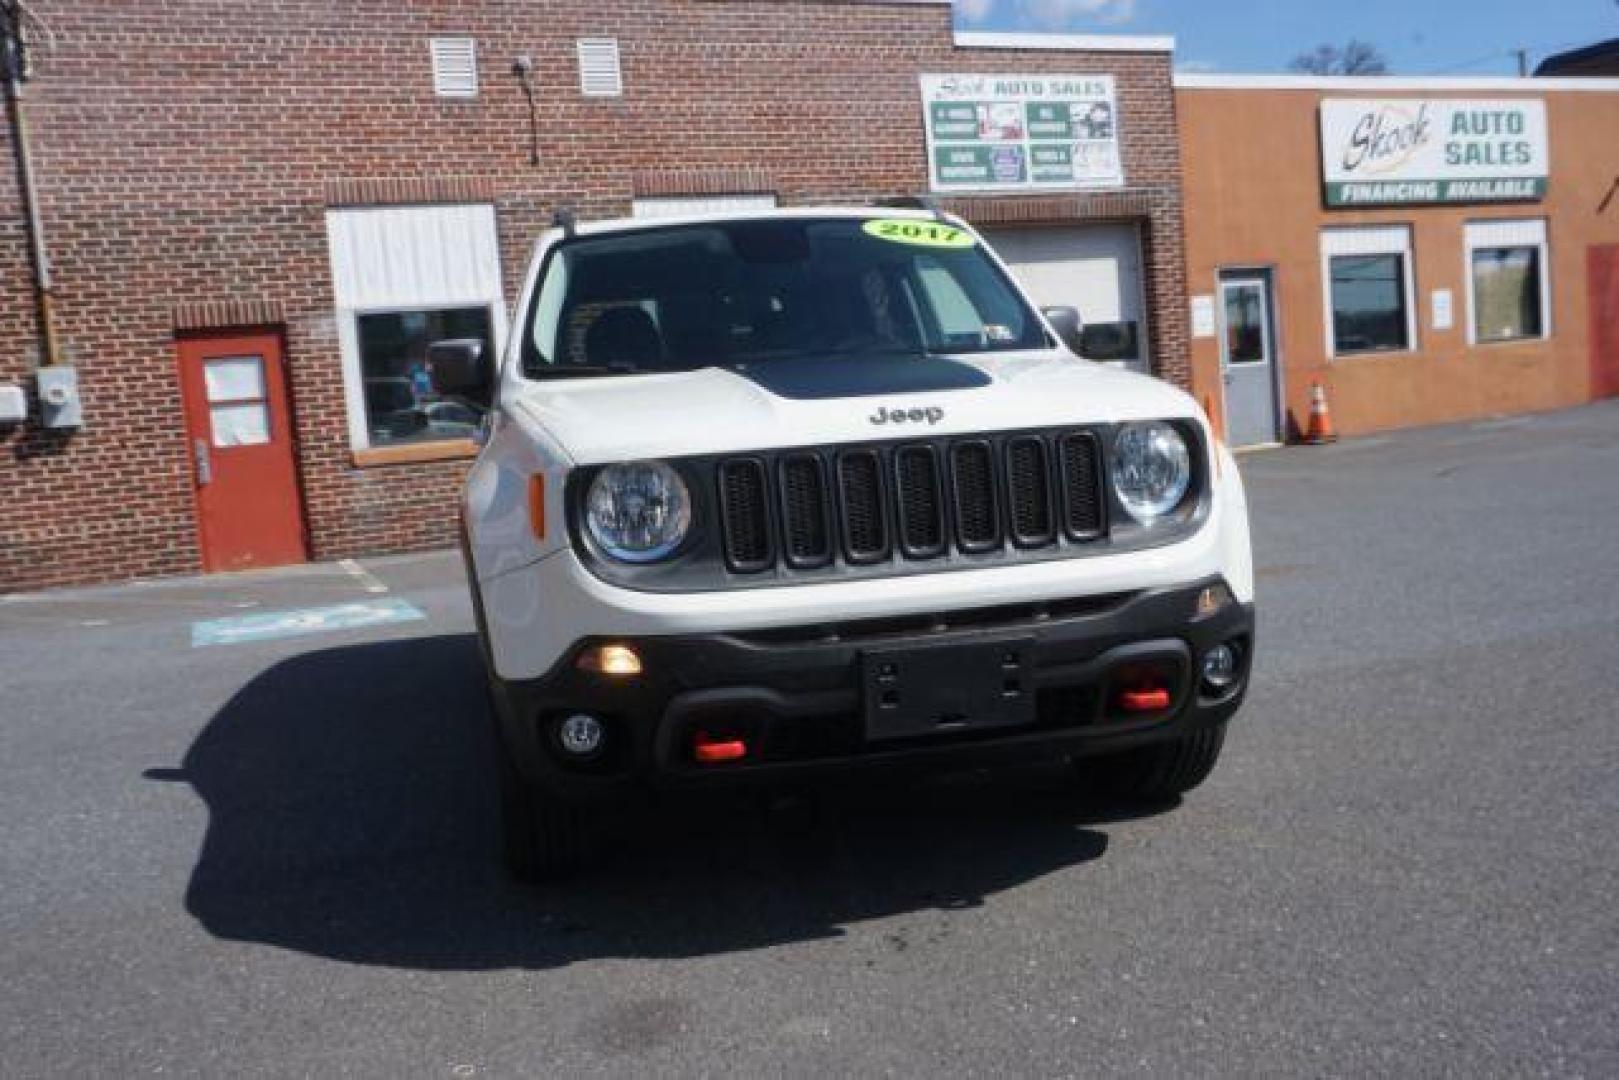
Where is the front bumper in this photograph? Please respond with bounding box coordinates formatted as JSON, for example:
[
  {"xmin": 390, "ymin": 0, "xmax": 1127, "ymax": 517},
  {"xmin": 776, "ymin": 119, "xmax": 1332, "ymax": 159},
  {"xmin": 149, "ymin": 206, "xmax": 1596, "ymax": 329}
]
[{"xmin": 487, "ymin": 578, "xmax": 1254, "ymax": 800}]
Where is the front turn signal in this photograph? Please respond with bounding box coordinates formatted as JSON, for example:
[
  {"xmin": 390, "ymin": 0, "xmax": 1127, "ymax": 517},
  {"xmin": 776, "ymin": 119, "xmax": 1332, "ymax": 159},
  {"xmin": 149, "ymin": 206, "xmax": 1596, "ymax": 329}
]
[
  {"xmin": 1195, "ymin": 582, "xmax": 1235, "ymax": 619},
  {"xmin": 528, "ymin": 474, "xmax": 546, "ymax": 541}
]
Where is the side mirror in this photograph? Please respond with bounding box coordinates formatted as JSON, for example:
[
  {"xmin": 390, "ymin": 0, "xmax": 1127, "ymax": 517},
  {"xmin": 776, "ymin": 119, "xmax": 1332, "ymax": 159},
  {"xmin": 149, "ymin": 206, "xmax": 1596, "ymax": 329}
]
[
  {"xmin": 426, "ymin": 339, "xmax": 486, "ymax": 395},
  {"xmin": 1040, "ymin": 306, "xmax": 1083, "ymax": 352},
  {"xmin": 1079, "ymin": 321, "xmax": 1141, "ymax": 363}
]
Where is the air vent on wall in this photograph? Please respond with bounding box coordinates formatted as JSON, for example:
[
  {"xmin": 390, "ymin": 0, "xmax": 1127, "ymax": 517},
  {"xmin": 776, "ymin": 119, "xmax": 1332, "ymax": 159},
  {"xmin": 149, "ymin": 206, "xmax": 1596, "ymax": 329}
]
[
  {"xmin": 430, "ymin": 37, "xmax": 479, "ymax": 98},
  {"xmin": 577, "ymin": 38, "xmax": 623, "ymax": 97}
]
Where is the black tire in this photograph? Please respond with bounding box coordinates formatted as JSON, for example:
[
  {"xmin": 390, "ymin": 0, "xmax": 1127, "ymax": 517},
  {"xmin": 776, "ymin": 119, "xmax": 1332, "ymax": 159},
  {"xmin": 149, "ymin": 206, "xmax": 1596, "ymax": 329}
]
[
  {"xmin": 1073, "ymin": 724, "xmax": 1227, "ymax": 804},
  {"xmin": 469, "ymin": 521, "xmax": 598, "ymax": 881},
  {"xmin": 491, "ymin": 710, "xmax": 596, "ymax": 882}
]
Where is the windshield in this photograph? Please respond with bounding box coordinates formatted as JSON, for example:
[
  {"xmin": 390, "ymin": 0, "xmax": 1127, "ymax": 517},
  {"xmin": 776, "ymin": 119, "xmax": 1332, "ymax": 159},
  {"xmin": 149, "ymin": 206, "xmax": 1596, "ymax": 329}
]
[{"xmin": 522, "ymin": 217, "xmax": 1048, "ymax": 377}]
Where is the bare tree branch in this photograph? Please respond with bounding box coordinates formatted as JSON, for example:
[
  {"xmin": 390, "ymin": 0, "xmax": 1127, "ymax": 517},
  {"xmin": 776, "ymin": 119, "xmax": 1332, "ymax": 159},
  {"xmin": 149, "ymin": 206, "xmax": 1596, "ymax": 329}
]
[{"xmin": 1289, "ymin": 40, "xmax": 1390, "ymax": 76}]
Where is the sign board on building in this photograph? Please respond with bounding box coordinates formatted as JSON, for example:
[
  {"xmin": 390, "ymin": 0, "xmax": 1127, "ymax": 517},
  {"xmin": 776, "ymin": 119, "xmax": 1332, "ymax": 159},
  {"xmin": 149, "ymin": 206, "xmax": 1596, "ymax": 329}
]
[
  {"xmin": 1431, "ymin": 289, "xmax": 1455, "ymax": 331},
  {"xmin": 1320, "ymin": 99, "xmax": 1548, "ymax": 207},
  {"xmin": 1190, "ymin": 295, "xmax": 1217, "ymax": 339},
  {"xmin": 921, "ymin": 74, "xmax": 1124, "ymax": 193}
]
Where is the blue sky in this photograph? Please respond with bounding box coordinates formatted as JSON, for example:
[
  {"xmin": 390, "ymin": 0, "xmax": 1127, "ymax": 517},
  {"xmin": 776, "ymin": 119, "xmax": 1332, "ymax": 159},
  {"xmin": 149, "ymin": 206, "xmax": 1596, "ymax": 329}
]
[{"xmin": 954, "ymin": 0, "xmax": 1619, "ymax": 75}]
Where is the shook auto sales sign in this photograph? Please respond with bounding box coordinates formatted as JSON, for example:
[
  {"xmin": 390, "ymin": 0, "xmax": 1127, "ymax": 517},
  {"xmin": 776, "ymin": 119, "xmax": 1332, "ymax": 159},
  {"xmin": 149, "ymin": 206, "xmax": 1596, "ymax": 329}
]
[
  {"xmin": 1320, "ymin": 99, "xmax": 1548, "ymax": 207},
  {"xmin": 921, "ymin": 74, "xmax": 1124, "ymax": 193}
]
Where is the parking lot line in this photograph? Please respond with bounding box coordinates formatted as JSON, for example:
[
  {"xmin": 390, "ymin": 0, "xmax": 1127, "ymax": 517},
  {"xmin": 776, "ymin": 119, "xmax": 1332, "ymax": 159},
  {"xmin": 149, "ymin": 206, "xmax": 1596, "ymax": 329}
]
[{"xmin": 338, "ymin": 558, "xmax": 390, "ymax": 595}]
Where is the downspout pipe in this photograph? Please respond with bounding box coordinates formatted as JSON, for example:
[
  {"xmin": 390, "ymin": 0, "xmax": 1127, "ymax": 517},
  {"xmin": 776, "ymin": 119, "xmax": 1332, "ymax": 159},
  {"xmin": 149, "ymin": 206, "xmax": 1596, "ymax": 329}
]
[{"xmin": 3, "ymin": 13, "xmax": 62, "ymax": 368}]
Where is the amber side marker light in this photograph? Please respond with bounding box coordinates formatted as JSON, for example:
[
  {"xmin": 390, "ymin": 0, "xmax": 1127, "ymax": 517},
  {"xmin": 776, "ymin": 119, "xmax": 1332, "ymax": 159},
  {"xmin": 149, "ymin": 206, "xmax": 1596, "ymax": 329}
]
[
  {"xmin": 1195, "ymin": 583, "xmax": 1235, "ymax": 619},
  {"xmin": 576, "ymin": 643, "xmax": 643, "ymax": 677},
  {"xmin": 528, "ymin": 475, "xmax": 546, "ymax": 540}
]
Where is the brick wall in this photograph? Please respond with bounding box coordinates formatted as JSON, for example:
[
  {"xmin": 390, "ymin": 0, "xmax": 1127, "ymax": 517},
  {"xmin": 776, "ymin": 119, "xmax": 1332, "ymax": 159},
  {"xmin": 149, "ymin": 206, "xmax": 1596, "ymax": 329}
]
[
  {"xmin": 0, "ymin": 0, "xmax": 1186, "ymax": 592},
  {"xmin": 1179, "ymin": 85, "xmax": 1619, "ymax": 440}
]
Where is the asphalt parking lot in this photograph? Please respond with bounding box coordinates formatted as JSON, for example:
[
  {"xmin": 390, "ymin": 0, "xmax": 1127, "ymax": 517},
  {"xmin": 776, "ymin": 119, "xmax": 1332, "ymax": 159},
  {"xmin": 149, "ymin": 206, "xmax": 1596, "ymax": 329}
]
[{"xmin": 3, "ymin": 402, "xmax": 1618, "ymax": 1077}]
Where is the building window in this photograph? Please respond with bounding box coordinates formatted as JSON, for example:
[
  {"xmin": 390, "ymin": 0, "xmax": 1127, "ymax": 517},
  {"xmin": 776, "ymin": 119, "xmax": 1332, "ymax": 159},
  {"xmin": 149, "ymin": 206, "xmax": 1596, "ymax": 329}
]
[
  {"xmin": 325, "ymin": 204, "xmax": 507, "ymax": 453},
  {"xmin": 204, "ymin": 357, "xmax": 272, "ymax": 447},
  {"xmin": 357, "ymin": 308, "xmax": 493, "ymax": 446},
  {"xmin": 1329, "ymin": 254, "xmax": 1410, "ymax": 354},
  {"xmin": 1466, "ymin": 219, "xmax": 1550, "ymax": 344},
  {"xmin": 1321, "ymin": 226, "xmax": 1416, "ymax": 358},
  {"xmin": 1472, "ymin": 249, "xmax": 1543, "ymax": 342}
]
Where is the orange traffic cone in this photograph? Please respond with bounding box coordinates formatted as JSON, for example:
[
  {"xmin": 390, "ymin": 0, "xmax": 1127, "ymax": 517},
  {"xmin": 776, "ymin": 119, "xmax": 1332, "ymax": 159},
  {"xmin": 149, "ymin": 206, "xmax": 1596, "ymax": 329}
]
[{"xmin": 1304, "ymin": 381, "xmax": 1338, "ymax": 445}]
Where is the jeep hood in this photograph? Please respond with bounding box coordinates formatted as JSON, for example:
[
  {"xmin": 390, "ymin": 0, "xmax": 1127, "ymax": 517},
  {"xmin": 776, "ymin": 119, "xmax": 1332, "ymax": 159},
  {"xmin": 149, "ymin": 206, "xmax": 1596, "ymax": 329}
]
[{"xmin": 508, "ymin": 353, "xmax": 1201, "ymax": 466}]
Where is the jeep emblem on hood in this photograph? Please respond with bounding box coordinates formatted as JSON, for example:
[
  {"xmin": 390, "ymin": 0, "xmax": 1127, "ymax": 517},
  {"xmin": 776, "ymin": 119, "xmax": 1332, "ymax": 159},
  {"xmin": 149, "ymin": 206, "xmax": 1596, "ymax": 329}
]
[{"xmin": 870, "ymin": 405, "xmax": 945, "ymax": 427}]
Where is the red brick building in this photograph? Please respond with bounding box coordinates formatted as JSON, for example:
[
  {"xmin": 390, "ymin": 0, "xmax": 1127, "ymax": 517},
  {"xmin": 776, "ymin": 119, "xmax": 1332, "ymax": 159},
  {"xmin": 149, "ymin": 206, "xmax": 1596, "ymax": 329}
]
[{"xmin": 0, "ymin": 0, "xmax": 1189, "ymax": 592}]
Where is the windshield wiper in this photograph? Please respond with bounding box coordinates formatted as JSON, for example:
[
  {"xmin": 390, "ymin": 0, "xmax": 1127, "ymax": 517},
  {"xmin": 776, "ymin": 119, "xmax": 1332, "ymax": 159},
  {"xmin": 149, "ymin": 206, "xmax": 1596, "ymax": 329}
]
[
  {"xmin": 872, "ymin": 344, "xmax": 941, "ymax": 358},
  {"xmin": 716, "ymin": 346, "xmax": 939, "ymax": 372},
  {"xmin": 523, "ymin": 362, "xmax": 643, "ymax": 380},
  {"xmin": 813, "ymin": 345, "xmax": 943, "ymax": 363}
]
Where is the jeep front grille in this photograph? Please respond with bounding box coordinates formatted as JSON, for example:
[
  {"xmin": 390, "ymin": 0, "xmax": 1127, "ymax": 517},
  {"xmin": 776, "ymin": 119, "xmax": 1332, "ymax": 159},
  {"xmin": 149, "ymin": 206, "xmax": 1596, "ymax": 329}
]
[
  {"xmin": 719, "ymin": 428, "xmax": 1108, "ymax": 576},
  {"xmin": 1005, "ymin": 436, "xmax": 1055, "ymax": 547},
  {"xmin": 894, "ymin": 445, "xmax": 945, "ymax": 558},
  {"xmin": 779, "ymin": 453, "xmax": 833, "ymax": 568},
  {"xmin": 717, "ymin": 458, "xmax": 772, "ymax": 572},
  {"xmin": 1059, "ymin": 432, "xmax": 1105, "ymax": 540},
  {"xmin": 836, "ymin": 449, "xmax": 890, "ymax": 564},
  {"xmin": 949, "ymin": 441, "xmax": 999, "ymax": 552}
]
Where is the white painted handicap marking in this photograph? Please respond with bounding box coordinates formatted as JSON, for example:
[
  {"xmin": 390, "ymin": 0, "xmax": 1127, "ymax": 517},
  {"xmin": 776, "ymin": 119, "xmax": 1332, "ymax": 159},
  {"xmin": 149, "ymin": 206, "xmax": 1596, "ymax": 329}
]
[{"xmin": 191, "ymin": 598, "xmax": 425, "ymax": 647}]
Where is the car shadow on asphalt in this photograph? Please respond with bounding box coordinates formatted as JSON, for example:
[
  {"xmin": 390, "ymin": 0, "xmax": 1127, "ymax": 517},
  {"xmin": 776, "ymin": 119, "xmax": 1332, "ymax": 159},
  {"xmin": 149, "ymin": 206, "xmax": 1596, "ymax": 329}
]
[{"xmin": 154, "ymin": 634, "xmax": 1169, "ymax": 971}]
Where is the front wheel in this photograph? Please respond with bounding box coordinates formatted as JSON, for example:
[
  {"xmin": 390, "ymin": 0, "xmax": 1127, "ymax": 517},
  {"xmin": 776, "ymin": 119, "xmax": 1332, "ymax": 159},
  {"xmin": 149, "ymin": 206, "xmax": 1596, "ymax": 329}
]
[
  {"xmin": 1072, "ymin": 724, "xmax": 1227, "ymax": 804},
  {"xmin": 492, "ymin": 714, "xmax": 598, "ymax": 882}
]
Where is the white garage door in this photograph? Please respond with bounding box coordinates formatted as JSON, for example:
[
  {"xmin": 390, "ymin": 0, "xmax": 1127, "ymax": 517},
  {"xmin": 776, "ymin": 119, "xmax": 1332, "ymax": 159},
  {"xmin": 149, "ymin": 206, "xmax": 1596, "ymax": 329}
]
[{"xmin": 983, "ymin": 223, "xmax": 1148, "ymax": 374}]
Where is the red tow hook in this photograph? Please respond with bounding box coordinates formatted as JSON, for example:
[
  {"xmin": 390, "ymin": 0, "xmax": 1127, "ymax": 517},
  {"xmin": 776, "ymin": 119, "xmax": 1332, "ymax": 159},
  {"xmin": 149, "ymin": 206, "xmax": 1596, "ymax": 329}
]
[
  {"xmin": 1117, "ymin": 685, "xmax": 1173, "ymax": 714},
  {"xmin": 692, "ymin": 731, "xmax": 747, "ymax": 764}
]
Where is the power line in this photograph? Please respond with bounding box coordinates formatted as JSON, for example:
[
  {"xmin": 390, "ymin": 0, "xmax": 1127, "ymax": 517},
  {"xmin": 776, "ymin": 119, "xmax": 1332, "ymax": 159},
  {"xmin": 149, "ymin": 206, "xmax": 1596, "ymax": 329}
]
[
  {"xmin": 1415, "ymin": 38, "xmax": 1594, "ymax": 76},
  {"xmin": 1415, "ymin": 49, "xmax": 1514, "ymax": 76}
]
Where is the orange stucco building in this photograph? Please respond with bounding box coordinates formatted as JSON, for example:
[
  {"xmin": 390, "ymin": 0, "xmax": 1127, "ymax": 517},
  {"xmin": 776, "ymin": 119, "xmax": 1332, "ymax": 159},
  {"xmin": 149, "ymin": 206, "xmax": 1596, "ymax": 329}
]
[{"xmin": 1176, "ymin": 75, "xmax": 1619, "ymax": 445}]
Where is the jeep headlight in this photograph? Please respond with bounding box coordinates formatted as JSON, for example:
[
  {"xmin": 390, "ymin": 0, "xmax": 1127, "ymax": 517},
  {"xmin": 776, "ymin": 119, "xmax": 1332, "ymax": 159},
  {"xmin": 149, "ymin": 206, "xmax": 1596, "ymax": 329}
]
[
  {"xmin": 1112, "ymin": 421, "xmax": 1192, "ymax": 523},
  {"xmin": 585, "ymin": 461, "xmax": 692, "ymax": 562}
]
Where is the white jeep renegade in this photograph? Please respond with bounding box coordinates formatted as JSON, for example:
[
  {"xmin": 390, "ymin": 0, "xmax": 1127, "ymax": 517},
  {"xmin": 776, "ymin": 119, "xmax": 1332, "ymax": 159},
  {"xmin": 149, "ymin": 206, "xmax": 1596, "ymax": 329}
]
[{"xmin": 448, "ymin": 205, "xmax": 1255, "ymax": 880}]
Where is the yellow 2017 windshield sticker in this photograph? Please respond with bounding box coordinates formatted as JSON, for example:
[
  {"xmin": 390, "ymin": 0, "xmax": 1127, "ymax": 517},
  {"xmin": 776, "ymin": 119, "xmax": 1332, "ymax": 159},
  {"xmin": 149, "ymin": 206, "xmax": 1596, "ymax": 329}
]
[{"xmin": 862, "ymin": 218, "xmax": 976, "ymax": 249}]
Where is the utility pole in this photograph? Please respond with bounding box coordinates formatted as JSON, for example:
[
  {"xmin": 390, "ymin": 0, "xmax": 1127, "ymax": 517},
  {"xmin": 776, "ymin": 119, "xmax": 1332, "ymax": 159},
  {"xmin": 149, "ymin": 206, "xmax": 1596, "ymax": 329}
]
[{"xmin": 1514, "ymin": 48, "xmax": 1530, "ymax": 77}]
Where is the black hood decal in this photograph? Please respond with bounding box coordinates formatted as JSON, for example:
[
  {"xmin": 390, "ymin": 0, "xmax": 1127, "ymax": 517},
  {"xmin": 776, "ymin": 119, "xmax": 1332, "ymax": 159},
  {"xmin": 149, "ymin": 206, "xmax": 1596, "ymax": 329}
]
[{"xmin": 727, "ymin": 355, "xmax": 992, "ymax": 401}]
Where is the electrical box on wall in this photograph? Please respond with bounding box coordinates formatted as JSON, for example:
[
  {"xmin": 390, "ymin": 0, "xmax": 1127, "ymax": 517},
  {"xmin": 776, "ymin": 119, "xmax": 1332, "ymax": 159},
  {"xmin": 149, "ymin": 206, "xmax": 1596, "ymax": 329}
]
[
  {"xmin": 0, "ymin": 384, "xmax": 27, "ymax": 423},
  {"xmin": 37, "ymin": 365, "xmax": 83, "ymax": 429}
]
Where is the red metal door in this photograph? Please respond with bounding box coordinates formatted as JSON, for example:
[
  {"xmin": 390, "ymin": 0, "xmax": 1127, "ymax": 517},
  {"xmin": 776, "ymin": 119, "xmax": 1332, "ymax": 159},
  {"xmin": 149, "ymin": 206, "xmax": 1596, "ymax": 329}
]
[
  {"xmin": 176, "ymin": 331, "xmax": 307, "ymax": 572},
  {"xmin": 1591, "ymin": 244, "xmax": 1619, "ymax": 400}
]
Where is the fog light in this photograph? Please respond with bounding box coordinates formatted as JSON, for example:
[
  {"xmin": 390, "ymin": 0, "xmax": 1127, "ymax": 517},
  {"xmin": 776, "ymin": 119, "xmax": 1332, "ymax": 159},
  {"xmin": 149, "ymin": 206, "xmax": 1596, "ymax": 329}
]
[
  {"xmin": 576, "ymin": 643, "xmax": 643, "ymax": 677},
  {"xmin": 1201, "ymin": 644, "xmax": 1239, "ymax": 691},
  {"xmin": 556, "ymin": 713, "xmax": 606, "ymax": 757}
]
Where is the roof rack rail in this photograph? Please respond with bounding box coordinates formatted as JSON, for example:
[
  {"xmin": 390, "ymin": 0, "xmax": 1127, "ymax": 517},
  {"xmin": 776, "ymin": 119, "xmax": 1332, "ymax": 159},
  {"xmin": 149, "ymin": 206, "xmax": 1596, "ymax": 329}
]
[
  {"xmin": 552, "ymin": 205, "xmax": 578, "ymax": 238},
  {"xmin": 874, "ymin": 195, "xmax": 950, "ymax": 223}
]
